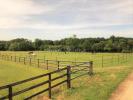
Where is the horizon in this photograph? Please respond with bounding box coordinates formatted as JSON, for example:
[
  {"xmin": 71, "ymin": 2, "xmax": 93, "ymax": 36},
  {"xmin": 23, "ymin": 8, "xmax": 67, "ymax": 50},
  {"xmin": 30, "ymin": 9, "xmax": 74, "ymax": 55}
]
[
  {"xmin": 1, "ymin": 35, "xmax": 133, "ymax": 41},
  {"xmin": 0, "ymin": 0, "xmax": 133, "ymax": 40}
]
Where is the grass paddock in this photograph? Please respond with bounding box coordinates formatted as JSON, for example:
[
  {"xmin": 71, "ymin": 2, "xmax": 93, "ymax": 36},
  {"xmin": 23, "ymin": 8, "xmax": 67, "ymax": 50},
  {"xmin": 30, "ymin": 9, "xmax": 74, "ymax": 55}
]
[{"xmin": 0, "ymin": 51, "xmax": 133, "ymax": 100}]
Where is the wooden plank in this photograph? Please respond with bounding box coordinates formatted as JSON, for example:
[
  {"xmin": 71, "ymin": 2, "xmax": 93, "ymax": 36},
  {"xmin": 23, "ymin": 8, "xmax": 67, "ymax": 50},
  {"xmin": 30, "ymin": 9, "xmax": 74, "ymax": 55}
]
[{"xmin": 48, "ymin": 74, "xmax": 52, "ymax": 98}]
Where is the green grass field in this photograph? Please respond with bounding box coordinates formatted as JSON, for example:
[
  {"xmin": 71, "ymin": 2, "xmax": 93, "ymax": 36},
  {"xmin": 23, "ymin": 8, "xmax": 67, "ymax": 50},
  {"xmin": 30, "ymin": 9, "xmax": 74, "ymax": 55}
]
[
  {"xmin": 0, "ymin": 51, "xmax": 132, "ymax": 68},
  {"xmin": 0, "ymin": 51, "xmax": 133, "ymax": 100},
  {"xmin": 62, "ymin": 65, "xmax": 133, "ymax": 100},
  {"xmin": 0, "ymin": 60, "xmax": 67, "ymax": 99}
]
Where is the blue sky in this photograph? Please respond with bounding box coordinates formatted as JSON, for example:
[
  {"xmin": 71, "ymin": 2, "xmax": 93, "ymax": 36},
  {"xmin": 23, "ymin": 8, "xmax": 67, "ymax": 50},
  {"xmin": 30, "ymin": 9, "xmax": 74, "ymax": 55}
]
[{"xmin": 0, "ymin": 0, "xmax": 133, "ymax": 40}]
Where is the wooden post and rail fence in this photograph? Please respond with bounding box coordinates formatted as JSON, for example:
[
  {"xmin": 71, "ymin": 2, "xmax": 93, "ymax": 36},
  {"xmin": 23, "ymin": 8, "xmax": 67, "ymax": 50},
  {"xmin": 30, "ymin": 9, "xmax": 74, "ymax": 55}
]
[
  {"xmin": 0, "ymin": 53, "xmax": 132, "ymax": 69},
  {"xmin": 0, "ymin": 61, "xmax": 93, "ymax": 100},
  {"xmin": 0, "ymin": 54, "xmax": 93, "ymax": 70}
]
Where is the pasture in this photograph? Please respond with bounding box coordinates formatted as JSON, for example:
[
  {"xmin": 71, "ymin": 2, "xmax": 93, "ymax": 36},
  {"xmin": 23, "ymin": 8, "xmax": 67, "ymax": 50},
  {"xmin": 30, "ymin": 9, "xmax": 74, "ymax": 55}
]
[
  {"xmin": 0, "ymin": 51, "xmax": 133, "ymax": 100},
  {"xmin": 0, "ymin": 60, "xmax": 48, "ymax": 99},
  {"xmin": 0, "ymin": 60, "xmax": 68, "ymax": 99},
  {"xmin": 0, "ymin": 51, "xmax": 132, "ymax": 68}
]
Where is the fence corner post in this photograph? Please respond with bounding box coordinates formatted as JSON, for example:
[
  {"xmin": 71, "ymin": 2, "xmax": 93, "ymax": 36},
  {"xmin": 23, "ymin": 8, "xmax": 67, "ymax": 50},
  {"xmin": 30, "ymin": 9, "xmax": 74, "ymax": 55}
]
[
  {"xmin": 67, "ymin": 65, "xmax": 71, "ymax": 88},
  {"xmin": 89, "ymin": 61, "xmax": 93, "ymax": 75}
]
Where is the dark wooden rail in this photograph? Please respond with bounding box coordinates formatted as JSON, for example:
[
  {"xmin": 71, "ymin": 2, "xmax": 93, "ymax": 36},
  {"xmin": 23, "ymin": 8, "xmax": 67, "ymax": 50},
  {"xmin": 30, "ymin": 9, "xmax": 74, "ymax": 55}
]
[
  {"xmin": 0, "ymin": 67, "xmax": 67, "ymax": 100},
  {"xmin": 0, "ymin": 61, "xmax": 93, "ymax": 100},
  {"xmin": 0, "ymin": 54, "xmax": 92, "ymax": 70},
  {"xmin": 0, "ymin": 55, "xmax": 93, "ymax": 100}
]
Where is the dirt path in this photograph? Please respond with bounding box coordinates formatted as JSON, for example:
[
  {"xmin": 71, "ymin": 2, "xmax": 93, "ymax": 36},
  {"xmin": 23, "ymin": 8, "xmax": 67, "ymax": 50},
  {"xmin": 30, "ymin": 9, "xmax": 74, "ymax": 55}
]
[{"xmin": 109, "ymin": 72, "xmax": 133, "ymax": 100}]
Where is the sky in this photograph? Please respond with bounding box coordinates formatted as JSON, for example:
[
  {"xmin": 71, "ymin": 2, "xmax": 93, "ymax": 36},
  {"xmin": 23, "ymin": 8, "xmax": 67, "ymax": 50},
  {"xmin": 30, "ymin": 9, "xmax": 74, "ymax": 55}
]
[{"xmin": 0, "ymin": 0, "xmax": 133, "ymax": 40}]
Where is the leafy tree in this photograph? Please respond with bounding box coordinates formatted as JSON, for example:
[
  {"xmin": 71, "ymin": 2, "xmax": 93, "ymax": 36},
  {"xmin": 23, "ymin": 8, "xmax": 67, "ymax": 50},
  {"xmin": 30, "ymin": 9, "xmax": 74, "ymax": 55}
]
[
  {"xmin": 34, "ymin": 39, "xmax": 43, "ymax": 50},
  {"xmin": 0, "ymin": 41, "xmax": 6, "ymax": 50},
  {"xmin": 0, "ymin": 36, "xmax": 133, "ymax": 53}
]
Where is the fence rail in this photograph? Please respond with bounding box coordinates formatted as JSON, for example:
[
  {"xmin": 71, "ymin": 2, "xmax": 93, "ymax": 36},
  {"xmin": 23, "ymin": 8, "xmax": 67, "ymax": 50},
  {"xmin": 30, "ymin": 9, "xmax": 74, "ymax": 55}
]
[
  {"xmin": 0, "ymin": 53, "xmax": 132, "ymax": 69},
  {"xmin": 0, "ymin": 58, "xmax": 93, "ymax": 100},
  {"xmin": 0, "ymin": 54, "xmax": 91, "ymax": 70}
]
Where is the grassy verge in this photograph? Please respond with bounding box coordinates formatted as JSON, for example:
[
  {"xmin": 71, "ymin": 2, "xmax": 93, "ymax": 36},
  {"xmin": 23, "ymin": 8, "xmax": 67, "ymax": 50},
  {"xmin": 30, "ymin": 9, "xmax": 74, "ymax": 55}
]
[{"xmin": 53, "ymin": 63, "xmax": 133, "ymax": 100}]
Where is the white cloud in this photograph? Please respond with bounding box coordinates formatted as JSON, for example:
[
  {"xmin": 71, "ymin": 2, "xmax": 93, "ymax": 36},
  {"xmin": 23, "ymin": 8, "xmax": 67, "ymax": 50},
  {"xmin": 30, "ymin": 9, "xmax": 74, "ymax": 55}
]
[
  {"xmin": 0, "ymin": 0, "xmax": 132, "ymax": 40},
  {"xmin": 0, "ymin": 0, "xmax": 52, "ymax": 16},
  {"xmin": 0, "ymin": 0, "xmax": 55, "ymax": 28}
]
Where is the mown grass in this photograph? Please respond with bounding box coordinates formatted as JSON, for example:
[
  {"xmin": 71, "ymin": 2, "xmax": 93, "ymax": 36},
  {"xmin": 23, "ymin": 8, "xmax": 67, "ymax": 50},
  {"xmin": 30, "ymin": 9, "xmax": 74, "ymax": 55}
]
[
  {"xmin": 55, "ymin": 63, "xmax": 133, "ymax": 100},
  {"xmin": 0, "ymin": 60, "xmax": 49, "ymax": 86},
  {"xmin": 0, "ymin": 51, "xmax": 133, "ymax": 100},
  {"xmin": 0, "ymin": 51, "xmax": 133, "ymax": 68},
  {"xmin": 0, "ymin": 60, "xmax": 66, "ymax": 99}
]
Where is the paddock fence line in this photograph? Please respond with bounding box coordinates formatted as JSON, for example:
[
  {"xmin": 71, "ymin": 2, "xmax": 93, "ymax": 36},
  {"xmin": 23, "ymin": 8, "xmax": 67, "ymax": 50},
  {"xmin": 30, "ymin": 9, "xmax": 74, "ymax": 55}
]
[
  {"xmin": 0, "ymin": 53, "xmax": 132, "ymax": 69},
  {"xmin": 0, "ymin": 54, "xmax": 92, "ymax": 70},
  {"xmin": 96, "ymin": 53, "xmax": 133, "ymax": 68},
  {"xmin": 0, "ymin": 61, "xmax": 93, "ymax": 100}
]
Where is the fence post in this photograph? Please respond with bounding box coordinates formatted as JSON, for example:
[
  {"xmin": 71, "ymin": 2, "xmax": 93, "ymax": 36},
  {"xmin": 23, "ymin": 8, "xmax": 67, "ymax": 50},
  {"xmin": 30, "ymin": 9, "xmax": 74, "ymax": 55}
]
[
  {"xmin": 126, "ymin": 53, "xmax": 128, "ymax": 62},
  {"xmin": 37, "ymin": 59, "xmax": 40, "ymax": 68},
  {"xmin": 8, "ymin": 85, "xmax": 13, "ymax": 100},
  {"xmin": 2, "ymin": 55, "xmax": 4, "ymax": 60},
  {"xmin": 4, "ymin": 55, "xmax": 6, "ymax": 60},
  {"xmin": 7, "ymin": 55, "xmax": 8, "ymax": 61},
  {"xmin": 118, "ymin": 55, "xmax": 119, "ymax": 64},
  {"xmin": 67, "ymin": 65, "xmax": 71, "ymax": 88},
  {"xmin": 3, "ymin": 55, "xmax": 5, "ymax": 60},
  {"xmin": 44, "ymin": 56, "xmax": 45, "ymax": 63},
  {"xmin": 19, "ymin": 57, "xmax": 20, "ymax": 62},
  {"xmin": 24, "ymin": 57, "xmax": 26, "ymax": 65},
  {"xmin": 48, "ymin": 73, "xmax": 52, "ymax": 99},
  {"xmin": 5, "ymin": 55, "xmax": 7, "ymax": 60},
  {"xmin": 6, "ymin": 55, "xmax": 7, "ymax": 60},
  {"xmin": 46, "ymin": 60, "xmax": 48, "ymax": 70},
  {"xmin": 75, "ymin": 58, "xmax": 77, "ymax": 66},
  {"xmin": 112, "ymin": 55, "xmax": 113, "ymax": 65},
  {"xmin": 5, "ymin": 55, "xmax": 6, "ymax": 60},
  {"xmin": 8, "ymin": 55, "xmax": 9, "ymax": 61},
  {"xmin": 102, "ymin": 55, "xmax": 103, "ymax": 68},
  {"xmin": 1, "ymin": 55, "xmax": 2, "ymax": 59},
  {"xmin": 11, "ymin": 56, "xmax": 12, "ymax": 61},
  {"xmin": 122, "ymin": 54, "xmax": 124, "ymax": 63},
  {"xmin": 89, "ymin": 61, "xmax": 93, "ymax": 75},
  {"xmin": 15, "ymin": 56, "xmax": 16, "ymax": 62},
  {"xmin": 57, "ymin": 61, "xmax": 60, "ymax": 70},
  {"xmin": 29, "ymin": 58, "xmax": 31, "ymax": 65}
]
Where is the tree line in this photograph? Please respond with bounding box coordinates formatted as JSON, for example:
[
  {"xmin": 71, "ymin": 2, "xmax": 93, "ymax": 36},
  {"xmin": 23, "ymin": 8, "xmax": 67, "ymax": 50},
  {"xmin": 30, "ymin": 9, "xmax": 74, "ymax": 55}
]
[{"xmin": 0, "ymin": 36, "xmax": 133, "ymax": 53}]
